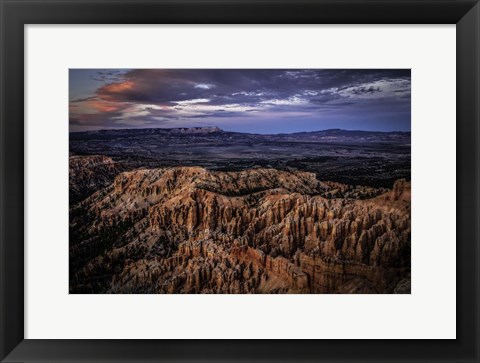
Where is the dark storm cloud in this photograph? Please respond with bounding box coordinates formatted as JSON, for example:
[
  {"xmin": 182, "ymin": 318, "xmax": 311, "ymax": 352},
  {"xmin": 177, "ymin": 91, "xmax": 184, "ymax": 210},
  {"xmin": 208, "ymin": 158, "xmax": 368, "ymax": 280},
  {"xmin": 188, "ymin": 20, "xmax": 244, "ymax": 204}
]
[
  {"xmin": 89, "ymin": 70, "xmax": 127, "ymax": 83},
  {"xmin": 95, "ymin": 69, "xmax": 409, "ymax": 104},
  {"xmin": 70, "ymin": 96, "xmax": 97, "ymax": 103},
  {"xmin": 69, "ymin": 69, "xmax": 411, "ymax": 132}
]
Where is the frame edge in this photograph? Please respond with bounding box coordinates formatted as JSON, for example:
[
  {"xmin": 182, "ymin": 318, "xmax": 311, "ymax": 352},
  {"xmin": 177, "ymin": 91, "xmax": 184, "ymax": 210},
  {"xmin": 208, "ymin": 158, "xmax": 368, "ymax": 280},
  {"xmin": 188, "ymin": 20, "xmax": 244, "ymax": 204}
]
[{"xmin": 1, "ymin": 0, "xmax": 479, "ymax": 362}]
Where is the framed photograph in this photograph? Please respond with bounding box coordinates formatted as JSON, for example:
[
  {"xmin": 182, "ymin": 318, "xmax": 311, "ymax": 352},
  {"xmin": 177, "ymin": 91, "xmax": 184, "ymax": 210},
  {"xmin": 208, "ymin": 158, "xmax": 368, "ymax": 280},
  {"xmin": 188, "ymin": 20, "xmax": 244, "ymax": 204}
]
[{"xmin": 1, "ymin": 0, "xmax": 479, "ymax": 362}]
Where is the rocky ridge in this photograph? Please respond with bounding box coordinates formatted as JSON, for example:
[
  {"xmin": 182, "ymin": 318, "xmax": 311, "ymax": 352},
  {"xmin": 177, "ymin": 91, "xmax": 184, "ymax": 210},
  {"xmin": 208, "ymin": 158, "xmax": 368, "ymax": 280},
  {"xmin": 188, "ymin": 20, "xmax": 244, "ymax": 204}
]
[
  {"xmin": 69, "ymin": 166, "xmax": 410, "ymax": 294},
  {"xmin": 69, "ymin": 155, "xmax": 126, "ymax": 204}
]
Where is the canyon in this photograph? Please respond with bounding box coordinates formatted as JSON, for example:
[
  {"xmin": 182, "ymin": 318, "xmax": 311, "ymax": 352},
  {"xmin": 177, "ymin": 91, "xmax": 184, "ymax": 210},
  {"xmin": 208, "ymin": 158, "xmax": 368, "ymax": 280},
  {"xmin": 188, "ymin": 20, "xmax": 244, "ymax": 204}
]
[{"xmin": 69, "ymin": 156, "xmax": 411, "ymax": 294}]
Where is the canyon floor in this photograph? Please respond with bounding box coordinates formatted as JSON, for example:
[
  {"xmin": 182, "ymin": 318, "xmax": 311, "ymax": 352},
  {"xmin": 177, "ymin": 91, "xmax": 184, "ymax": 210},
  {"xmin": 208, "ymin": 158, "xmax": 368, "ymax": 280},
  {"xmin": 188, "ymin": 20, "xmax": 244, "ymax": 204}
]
[{"xmin": 69, "ymin": 127, "xmax": 411, "ymax": 294}]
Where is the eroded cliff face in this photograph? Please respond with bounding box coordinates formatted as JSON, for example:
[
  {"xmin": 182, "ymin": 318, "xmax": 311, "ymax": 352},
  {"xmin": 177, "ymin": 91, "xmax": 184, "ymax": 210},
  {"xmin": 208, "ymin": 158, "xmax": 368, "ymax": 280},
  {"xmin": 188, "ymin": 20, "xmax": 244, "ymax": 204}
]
[
  {"xmin": 69, "ymin": 155, "xmax": 126, "ymax": 204},
  {"xmin": 69, "ymin": 166, "xmax": 410, "ymax": 294}
]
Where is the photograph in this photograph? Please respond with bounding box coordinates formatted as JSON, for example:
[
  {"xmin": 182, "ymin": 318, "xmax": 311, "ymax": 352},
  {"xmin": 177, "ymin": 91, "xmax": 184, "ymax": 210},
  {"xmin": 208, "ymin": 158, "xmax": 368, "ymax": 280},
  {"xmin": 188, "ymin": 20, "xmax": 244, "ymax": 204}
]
[{"xmin": 69, "ymin": 69, "xmax": 411, "ymax": 294}]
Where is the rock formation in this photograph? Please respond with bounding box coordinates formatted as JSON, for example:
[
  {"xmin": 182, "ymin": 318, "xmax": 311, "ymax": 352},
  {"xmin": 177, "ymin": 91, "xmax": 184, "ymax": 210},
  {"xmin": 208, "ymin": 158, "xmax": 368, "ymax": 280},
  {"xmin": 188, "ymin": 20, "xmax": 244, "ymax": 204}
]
[
  {"xmin": 69, "ymin": 166, "xmax": 411, "ymax": 294},
  {"xmin": 69, "ymin": 155, "xmax": 125, "ymax": 204}
]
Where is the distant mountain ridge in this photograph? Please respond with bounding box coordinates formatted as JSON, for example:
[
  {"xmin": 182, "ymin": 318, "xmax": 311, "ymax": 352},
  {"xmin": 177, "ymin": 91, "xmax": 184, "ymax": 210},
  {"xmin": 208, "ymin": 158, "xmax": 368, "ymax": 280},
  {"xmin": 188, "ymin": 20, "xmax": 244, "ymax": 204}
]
[
  {"xmin": 287, "ymin": 128, "xmax": 410, "ymax": 136},
  {"xmin": 71, "ymin": 126, "xmax": 223, "ymax": 137},
  {"xmin": 70, "ymin": 126, "xmax": 410, "ymax": 139}
]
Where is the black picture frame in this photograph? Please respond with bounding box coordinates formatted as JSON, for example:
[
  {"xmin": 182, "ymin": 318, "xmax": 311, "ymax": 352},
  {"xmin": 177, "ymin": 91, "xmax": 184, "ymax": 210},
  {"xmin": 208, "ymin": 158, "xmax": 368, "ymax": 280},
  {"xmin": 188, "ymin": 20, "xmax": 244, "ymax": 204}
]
[{"xmin": 1, "ymin": 0, "xmax": 479, "ymax": 362}]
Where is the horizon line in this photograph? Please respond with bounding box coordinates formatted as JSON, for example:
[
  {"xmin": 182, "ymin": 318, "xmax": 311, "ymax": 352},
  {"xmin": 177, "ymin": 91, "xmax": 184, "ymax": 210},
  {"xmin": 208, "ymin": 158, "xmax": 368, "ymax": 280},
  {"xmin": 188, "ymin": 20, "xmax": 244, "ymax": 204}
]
[{"xmin": 69, "ymin": 126, "xmax": 411, "ymax": 135}]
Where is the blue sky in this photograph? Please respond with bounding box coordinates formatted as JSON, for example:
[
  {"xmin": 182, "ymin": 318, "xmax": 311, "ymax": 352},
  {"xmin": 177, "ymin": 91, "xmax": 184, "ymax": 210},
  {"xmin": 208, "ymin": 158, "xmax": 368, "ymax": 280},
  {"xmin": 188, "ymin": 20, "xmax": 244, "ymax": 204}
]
[{"xmin": 69, "ymin": 69, "xmax": 411, "ymax": 133}]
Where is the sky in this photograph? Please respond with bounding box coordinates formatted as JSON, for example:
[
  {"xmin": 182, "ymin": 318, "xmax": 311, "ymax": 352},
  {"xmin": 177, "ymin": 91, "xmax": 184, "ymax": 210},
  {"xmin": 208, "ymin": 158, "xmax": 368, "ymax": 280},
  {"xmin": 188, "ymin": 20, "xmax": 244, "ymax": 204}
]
[{"xmin": 69, "ymin": 69, "xmax": 411, "ymax": 134}]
